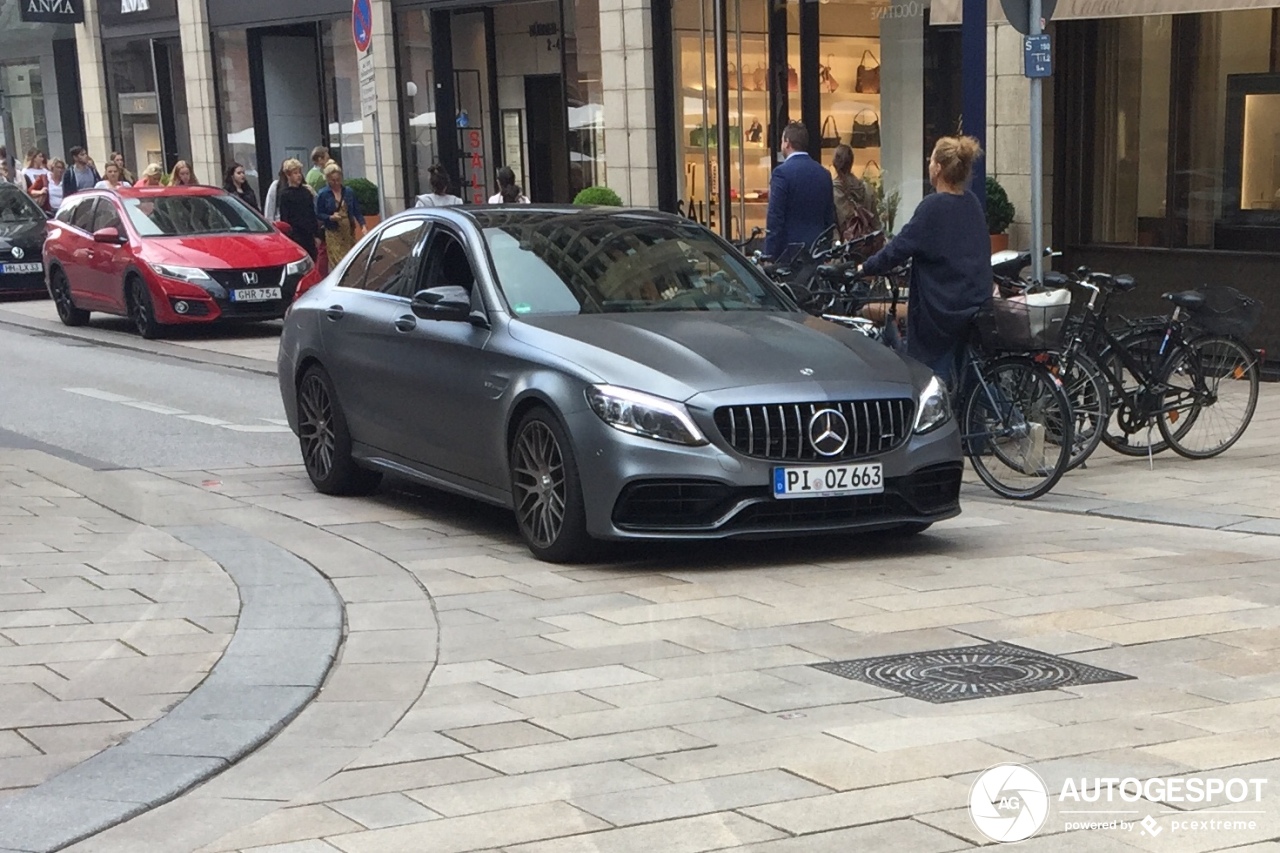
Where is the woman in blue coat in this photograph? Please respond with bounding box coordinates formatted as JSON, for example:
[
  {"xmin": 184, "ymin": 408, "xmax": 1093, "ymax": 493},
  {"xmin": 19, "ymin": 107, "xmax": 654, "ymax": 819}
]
[
  {"xmin": 859, "ymin": 135, "xmax": 992, "ymax": 384},
  {"xmin": 315, "ymin": 162, "xmax": 365, "ymax": 267}
]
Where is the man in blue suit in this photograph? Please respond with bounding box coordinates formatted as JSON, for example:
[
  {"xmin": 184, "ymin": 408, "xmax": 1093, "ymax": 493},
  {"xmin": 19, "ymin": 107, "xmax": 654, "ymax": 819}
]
[{"xmin": 763, "ymin": 122, "xmax": 835, "ymax": 260}]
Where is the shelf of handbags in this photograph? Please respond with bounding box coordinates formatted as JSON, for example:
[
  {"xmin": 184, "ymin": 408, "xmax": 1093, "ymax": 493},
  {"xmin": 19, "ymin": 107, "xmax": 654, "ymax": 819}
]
[{"xmin": 816, "ymin": 39, "xmax": 883, "ymax": 175}]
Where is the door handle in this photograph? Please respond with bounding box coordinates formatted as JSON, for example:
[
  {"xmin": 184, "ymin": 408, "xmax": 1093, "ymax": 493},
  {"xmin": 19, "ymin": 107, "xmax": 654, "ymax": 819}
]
[
  {"xmin": 325, "ymin": 305, "xmax": 345, "ymax": 321},
  {"xmin": 393, "ymin": 315, "xmax": 417, "ymax": 333}
]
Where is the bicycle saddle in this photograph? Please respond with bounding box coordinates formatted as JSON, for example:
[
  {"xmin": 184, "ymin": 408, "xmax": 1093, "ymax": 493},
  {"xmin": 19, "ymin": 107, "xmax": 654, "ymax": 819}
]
[
  {"xmin": 1044, "ymin": 271, "xmax": 1070, "ymax": 288},
  {"xmin": 1113, "ymin": 274, "xmax": 1136, "ymax": 292},
  {"xmin": 1164, "ymin": 290, "xmax": 1206, "ymax": 310}
]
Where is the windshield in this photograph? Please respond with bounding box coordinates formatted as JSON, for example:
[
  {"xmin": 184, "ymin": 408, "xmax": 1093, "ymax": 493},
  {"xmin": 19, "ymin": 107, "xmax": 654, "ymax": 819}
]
[
  {"xmin": 480, "ymin": 215, "xmax": 789, "ymax": 315},
  {"xmin": 122, "ymin": 194, "xmax": 272, "ymax": 237},
  {"xmin": 0, "ymin": 188, "xmax": 45, "ymax": 224}
]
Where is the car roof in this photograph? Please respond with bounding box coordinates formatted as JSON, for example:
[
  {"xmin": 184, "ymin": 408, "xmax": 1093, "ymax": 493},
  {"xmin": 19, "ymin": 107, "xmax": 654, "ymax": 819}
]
[
  {"xmin": 113, "ymin": 185, "xmax": 228, "ymax": 199},
  {"xmin": 407, "ymin": 204, "xmax": 696, "ymax": 230}
]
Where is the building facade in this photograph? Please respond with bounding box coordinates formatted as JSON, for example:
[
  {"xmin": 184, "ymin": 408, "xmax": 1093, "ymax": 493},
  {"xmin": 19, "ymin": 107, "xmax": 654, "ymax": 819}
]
[
  {"xmin": 43, "ymin": 0, "xmax": 1280, "ymax": 358},
  {"xmin": 0, "ymin": 0, "xmax": 85, "ymax": 172}
]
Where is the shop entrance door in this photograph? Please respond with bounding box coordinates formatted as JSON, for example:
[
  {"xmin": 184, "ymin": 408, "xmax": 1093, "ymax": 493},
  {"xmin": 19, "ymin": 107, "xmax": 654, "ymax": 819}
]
[
  {"xmin": 525, "ymin": 75, "xmax": 569, "ymax": 202},
  {"xmin": 251, "ymin": 27, "xmax": 325, "ymax": 182}
]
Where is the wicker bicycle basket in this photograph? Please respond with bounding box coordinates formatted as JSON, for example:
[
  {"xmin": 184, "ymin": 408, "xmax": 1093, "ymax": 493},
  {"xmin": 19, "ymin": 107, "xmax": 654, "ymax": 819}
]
[
  {"xmin": 975, "ymin": 295, "xmax": 1071, "ymax": 352},
  {"xmin": 1185, "ymin": 286, "xmax": 1262, "ymax": 338}
]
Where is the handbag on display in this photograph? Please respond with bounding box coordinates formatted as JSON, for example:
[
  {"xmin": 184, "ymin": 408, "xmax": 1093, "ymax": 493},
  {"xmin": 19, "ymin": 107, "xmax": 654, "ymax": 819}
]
[
  {"xmin": 855, "ymin": 50, "xmax": 881, "ymax": 94},
  {"xmin": 820, "ymin": 116, "xmax": 841, "ymax": 149},
  {"xmin": 820, "ymin": 56, "xmax": 839, "ymax": 94},
  {"xmin": 746, "ymin": 120, "xmax": 763, "ymax": 144},
  {"xmin": 690, "ymin": 125, "xmax": 705, "ymax": 147},
  {"xmin": 786, "ymin": 64, "xmax": 798, "ymax": 93},
  {"xmin": 728, "ymin": 61, "xmax": 738, "ymax": 90},
  {"xmin": 850, "ymin": 110, "xmax": 881, "ymax": 149},
  {"xmin": 860, "ymin": 159, "xmax": 882, "ymax": 181},
  {"xmin": 752, "ymin": 62, "xmax": 767, "ymax": 91}
]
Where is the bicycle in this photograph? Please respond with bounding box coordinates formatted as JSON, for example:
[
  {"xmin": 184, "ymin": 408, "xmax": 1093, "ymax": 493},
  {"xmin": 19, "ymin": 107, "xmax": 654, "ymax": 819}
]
[
  {"xmin": 841, "ymin": 272, "xmax": 1075, "ymax": 500},
  {"xmin": 1062, "ymin": 280, "xmax": 1262, "ymax": 461}
]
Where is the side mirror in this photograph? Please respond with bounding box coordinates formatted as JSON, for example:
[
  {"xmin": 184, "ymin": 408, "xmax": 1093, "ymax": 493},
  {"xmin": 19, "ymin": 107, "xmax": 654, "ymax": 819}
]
[
  {"xmin": 274, "ymin": 221, "xmax": 293, "ymax": 235},
  {"xmin": 92, "ymin": 227, "xmax": 124, "ymax": 244},
  {"xmin": 411, "ymin": 286, "xmax": 471, "ymax": 321}
]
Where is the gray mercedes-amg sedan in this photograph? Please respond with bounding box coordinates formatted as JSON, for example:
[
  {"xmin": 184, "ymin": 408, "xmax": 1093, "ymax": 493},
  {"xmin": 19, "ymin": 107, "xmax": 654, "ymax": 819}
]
[{"xmin": 277, "ymin": 206, "xmax": 962, "ymax": 561}]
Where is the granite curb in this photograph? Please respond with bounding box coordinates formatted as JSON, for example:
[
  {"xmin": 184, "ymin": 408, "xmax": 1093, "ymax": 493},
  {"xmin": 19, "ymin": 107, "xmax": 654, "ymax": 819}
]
[
  {"xmin": 0, "ymin": 524, "xmax": 342, "ymax": 853},
  {"xmin": 963, "ymin": 484, "xmax": 1280, "ymax": 535},
  {"xmin": 0, "ymin": 308, "xmax": 277, "ymax": 377}
]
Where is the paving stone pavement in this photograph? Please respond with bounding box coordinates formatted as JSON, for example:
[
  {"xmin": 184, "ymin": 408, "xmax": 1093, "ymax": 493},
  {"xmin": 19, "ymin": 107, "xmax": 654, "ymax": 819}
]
[
  {"xmin": 6, "ymin": 377, "xmax": 1280, "ymax": 850},
  {"xmin": 0, "ymin": 459, "xmax": 238, "ymax": 799}
]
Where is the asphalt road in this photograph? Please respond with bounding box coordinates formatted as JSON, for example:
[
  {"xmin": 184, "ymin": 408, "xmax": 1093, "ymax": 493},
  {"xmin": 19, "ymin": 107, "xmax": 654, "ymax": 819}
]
[{"xmin": 0, "ymin": 322, "xmax": 296, "ymax": 470}]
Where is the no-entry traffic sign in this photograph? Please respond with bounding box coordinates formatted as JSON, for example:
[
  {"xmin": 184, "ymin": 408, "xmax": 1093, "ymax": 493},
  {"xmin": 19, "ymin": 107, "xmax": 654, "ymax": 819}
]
[{"xmin": 352, "ymin": 0, "xmax": 373, "ymax": 53}]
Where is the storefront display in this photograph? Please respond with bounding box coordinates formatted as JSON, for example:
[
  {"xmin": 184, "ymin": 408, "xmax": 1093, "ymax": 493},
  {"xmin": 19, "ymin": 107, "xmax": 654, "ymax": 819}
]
[
  {"xmin": 394, "ymin": 0, "xmax": 606, "ymax": 206},
  {"xmin": 671, "ymin": 0, "xmax": 905, "ymax": 243}
]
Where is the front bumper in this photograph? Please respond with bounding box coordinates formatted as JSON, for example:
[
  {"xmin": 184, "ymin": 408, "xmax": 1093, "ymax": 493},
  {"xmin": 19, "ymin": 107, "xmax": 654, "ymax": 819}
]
[
  {"xmin": 148, "ymin": 267, "xmax": 321, "ymax": 324},
  {"xmin": 567, "ymin": 406, "xmax": 963, "ymax": 541}
]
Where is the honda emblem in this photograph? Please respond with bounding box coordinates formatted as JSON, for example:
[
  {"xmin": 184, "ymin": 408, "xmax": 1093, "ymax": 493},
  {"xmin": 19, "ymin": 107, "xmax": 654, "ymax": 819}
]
[{"xmin": 242, "ymin": 271, "xmax": 259, "ymax": 286}]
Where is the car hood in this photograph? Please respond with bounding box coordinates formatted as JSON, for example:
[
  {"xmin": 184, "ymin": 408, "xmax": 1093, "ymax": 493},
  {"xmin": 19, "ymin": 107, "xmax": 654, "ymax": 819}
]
[
  {"xmin": 0, "ymin": 220, "xmax": 47, "ymax": 248},
  {"xmin": 140, "ymin": 234, "xmax": 305, "ymax": 269},
  {"xmin": 509, "ymin": 311, "xmax": 921, "ymax": 401}
]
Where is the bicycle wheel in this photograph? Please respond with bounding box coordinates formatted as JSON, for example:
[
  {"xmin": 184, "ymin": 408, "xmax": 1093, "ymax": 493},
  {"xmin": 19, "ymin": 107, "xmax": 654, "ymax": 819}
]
[
  {"xmin": 1054, "ymin": 352, "xmax": 1110, "ymax": 471},
  {"xmin": 963, "ymin": 357, "xmax": 1074, "ymax": 500},
  {"xmin": 1158, "ymin": 335, "xmax": 1259, "ymax": 459},
  {"xmin": 1097, "ymin": 326, "xmax": 1171, "ymax": 457}
]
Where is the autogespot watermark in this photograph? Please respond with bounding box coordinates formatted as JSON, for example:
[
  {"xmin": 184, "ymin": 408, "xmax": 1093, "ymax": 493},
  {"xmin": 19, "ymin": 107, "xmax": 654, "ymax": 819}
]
[{"xmin": 969, "ymin": 763, "xmax": 1269, "ymax": 844}]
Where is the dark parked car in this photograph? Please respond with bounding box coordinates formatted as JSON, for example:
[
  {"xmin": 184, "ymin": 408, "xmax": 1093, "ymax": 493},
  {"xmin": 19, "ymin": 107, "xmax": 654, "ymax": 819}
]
[
  {"xmin": 0, "ymin": 184, "xmax": 49, "ymax": 297},
  {"xmin": 277, "ymin": 207, "xmax": 963, "ymax": 561}
]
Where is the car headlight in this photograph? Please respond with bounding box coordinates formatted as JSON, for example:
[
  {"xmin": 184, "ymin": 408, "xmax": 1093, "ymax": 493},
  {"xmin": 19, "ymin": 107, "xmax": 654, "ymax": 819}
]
[
  {"xmin": 149, "ymin": 263, "xmax": 212, "ymax": 284},
  {"xmin": 913, "ymin": 375, "xmax": 951, "ymax": 434},
  {"xmin": 286, "ymin": 256, "xmax": 315, "ymax": 277},
  {"xmin": 586, "ymin": 385, "xmax": 707, "ymax": 446}
]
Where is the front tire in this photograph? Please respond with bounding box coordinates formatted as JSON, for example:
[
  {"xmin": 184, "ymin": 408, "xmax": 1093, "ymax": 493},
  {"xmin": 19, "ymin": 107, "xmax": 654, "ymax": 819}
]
[
  {"xmin": 50, "ymin": 268, "xmax": 91, "ymax": 326},
  {"xmin": 296, "ymin": 365, "xmax": 383, "ymax": 496},
  {"xmin": 127, "ymin": 276, "xmax": 163, "ymax": 339},
  {"xmin": 510, "ymin": 408, "xmax": 593, "ymax": 563}
]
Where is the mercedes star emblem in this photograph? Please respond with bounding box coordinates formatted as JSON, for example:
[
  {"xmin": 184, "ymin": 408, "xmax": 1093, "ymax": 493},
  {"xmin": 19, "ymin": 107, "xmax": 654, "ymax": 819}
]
[
  {"xmin": 10, "ymin": 247, "xmax": 23, "ymax": 260},
  {"xmin": 808, "ymin": 408, "xmax": 850, "ymax": 457}
]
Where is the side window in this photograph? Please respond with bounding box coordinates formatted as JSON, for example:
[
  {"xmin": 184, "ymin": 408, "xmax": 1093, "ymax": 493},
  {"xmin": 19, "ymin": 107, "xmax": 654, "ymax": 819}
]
[
  {"xmin": 92, "ymin": 200, "xmax": 123, "ymax": 233},
  {"xmin": 70, "ymin": 199, "xmax": 98, "ymax": 233},
  {"xmin": 362, "ymin": 220, "xmax": 429, "ymax": 298},
  {"xmin": 335, "ymin": 238, "xmax": 377, "ymax": 290},
  {"xmin": 55, "ymin": 197, "xmax": 80, "ymax": 225},
  {"xmin": 420, "ymin": 229, "xmax": 478, "ymax": 293}
]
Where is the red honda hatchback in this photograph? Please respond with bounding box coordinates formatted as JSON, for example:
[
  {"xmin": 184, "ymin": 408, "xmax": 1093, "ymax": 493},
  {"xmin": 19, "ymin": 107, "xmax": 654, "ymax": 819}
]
[{"xmin": 44, "ymin": 186, "xmax": 320, "ymax": 338}]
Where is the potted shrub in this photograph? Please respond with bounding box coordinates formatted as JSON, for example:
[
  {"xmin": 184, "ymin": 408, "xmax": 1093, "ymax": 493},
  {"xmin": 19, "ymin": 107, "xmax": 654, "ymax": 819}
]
[
  {"xmin": 572, "ymin": 186, "xmax": 623, "ymax": 206},
  {"xmin": 346, "ymin": 178, "xmax": 381, "ymax": 228},
  {"xmin": 985, "ymin": 175, "xmax": 1015, "ymax": 252}
]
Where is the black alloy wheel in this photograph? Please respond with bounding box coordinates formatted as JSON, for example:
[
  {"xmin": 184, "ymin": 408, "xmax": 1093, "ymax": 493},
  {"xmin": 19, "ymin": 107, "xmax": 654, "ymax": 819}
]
[
  {"xmin": 128, "ymin": 277, "xmax": 162, "ymax": 339},
  {"xmin": 296, "ymin": 365, "xmax": 382, "ymax": 496},
  {"xmin": 50, "ymin": 268, "xmax": 90, "ymax": 326},
  {"xmin": 510, "ymin": 408, "xmax": 592, "ymax": 562}
]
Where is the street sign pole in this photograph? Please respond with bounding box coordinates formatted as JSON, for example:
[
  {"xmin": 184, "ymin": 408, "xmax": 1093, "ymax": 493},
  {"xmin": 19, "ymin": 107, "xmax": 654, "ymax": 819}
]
[
  {"xmin": 354, "ymin": 0, "xmax": 385, "ymax": 220},
  {"xmin": 1029, "ymin": 0, "xmax": 1044, "ymax": 285}
]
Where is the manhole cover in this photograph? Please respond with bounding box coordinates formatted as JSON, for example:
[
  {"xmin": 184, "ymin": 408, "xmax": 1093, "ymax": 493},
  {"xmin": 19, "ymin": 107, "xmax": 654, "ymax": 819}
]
[{"xmin": 812, "ymin": 641, "xmax": 1133, "ymax": 703}]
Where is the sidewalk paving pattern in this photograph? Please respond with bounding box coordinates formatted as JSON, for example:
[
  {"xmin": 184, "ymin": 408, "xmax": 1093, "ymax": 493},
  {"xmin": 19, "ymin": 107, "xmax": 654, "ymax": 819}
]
[{"xmin": 3, "ymin": 304, "xmax": 1280, "ymax": 851}]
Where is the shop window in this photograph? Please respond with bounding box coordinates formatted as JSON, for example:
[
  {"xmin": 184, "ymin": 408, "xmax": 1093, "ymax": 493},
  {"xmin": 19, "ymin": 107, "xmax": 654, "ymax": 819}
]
[
  {"xmin": 398, "ymin": 10, "xmax": 440, "ymax": 201},
  {"xmin": 1239, "ymin": 91, "xmax": 1280, "ymax": 213},
  {"xmin": 322, "ymin": 20, "xmax": 368, "ymax": 180},
  {"xmin": 565, "ymin": 0, "xmax": 606, "ymax": 196},
  {"xmin": 214, "ymin": 31, "xmax": 258, "ymax": 195},
  {"xmin": 1085, "ymin": 10, "xmax": 1276, "ymax": 249},
  {"xmin": 104, "ymin": 39, "xmax": 190, "ymax": 174},
  {"xmin": 0, "ymin": 62, "xmax": 50, "ymax": 159}
]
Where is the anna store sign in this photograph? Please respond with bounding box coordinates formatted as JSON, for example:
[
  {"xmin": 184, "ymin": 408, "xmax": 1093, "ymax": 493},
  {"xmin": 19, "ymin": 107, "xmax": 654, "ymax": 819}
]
[{"xmin": 19, "ymin": 0, "xmax": 84, "ymax": 24}]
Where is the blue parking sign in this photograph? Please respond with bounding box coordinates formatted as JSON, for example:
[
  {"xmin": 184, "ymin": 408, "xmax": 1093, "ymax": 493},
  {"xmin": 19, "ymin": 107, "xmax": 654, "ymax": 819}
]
[{"xmin": 1024, "ymin": 34, "xmax": 1051, "ymax": 78}]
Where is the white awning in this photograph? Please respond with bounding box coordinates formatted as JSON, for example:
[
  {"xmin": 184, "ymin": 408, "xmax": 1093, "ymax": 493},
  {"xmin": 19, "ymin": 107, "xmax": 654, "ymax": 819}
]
[{"xmin": 930, "ymin": 0, "xmax": 1280, "ymax": 25}]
